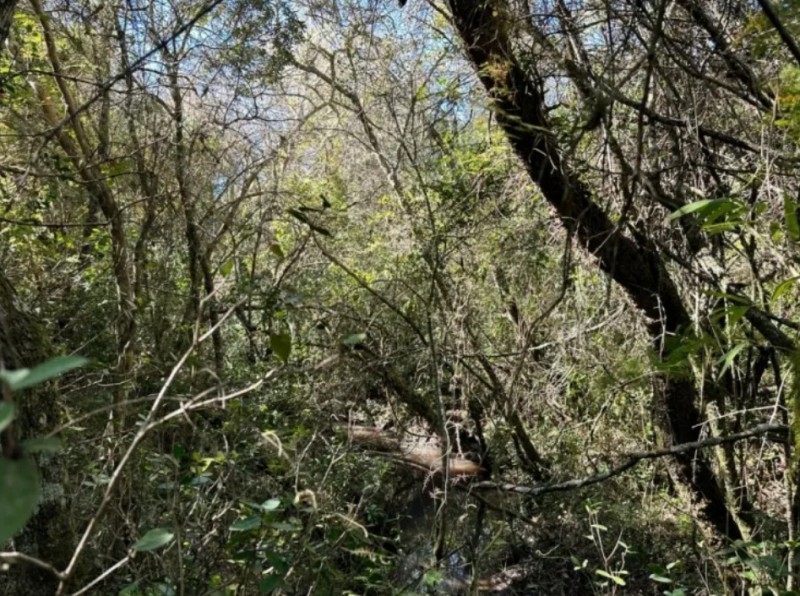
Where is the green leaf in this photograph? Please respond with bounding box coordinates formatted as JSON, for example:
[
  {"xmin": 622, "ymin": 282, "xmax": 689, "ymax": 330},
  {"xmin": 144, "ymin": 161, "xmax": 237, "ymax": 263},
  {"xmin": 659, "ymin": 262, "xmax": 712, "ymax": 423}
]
[
  {"xmin": 742, "ymin": 570, "xmax": 758, "ymax": 581},
  {"xmin": 188, "ymin": 474, "xmax": 211, "ymax": 486},
  {"xmin": 269, "ymin": 521, "xmax": 297, "ymax": 531},
  {"xmin": 701, "ymin": 221, "xmax": 740, "ymax": 235},
  {"xmin": 133, "ymin": 528, "xmax": 174, "ymax": 552},
  {"xmin": 259, "ymin": 575, "xmax": 283, "ymax": 593},
  {"xmin": 595, "ymin": 569, "xmax": 626, "ymax": 586},
  {"xmin": 423, "ymin": 570, "xmax": 444, "ymax": 587},
  {"xmin": 22, "ymin": 437, "xmax": 62, "ymax": 454},
  {"xmin": 220, "ymin": 260, "xmax": 234, "ymax": 277},
  {"xmin": 772, "ymin": 277, "xmax": 800, "ymax": 303},
  {"xmin": 703, "ymin": 290, "xmax": 750, "ymax": 304},
  {"xmin": 0, "ymin": 370, "xmax": 29, "ymax": 390},
  {"xmin": 0, "ymin": 403, "xmax": 15, "ymax": 433},
  {"xmin": 717, "ymin": 343, "xmax": 748, "ymax": 379},
  {"xmin": 269, "ymin": 243, "xmax": 285, "ymax": 259},
  {"xmin": 118, "ymin": 582, "xmax": 141, "ymax": 595},
  {"xmin": 172, "ymin": 443, "xmax": 185, "ymax": 461},
  {"xmin": 342, "ymin": 333, "xmax": 367, "ymax": 347},
  {"xmin": 0, "ymin": 355, "xmax": 88, "ymax": 391},
  {"xmin": 261, "ymin": 498, "xmax": 281, "ymax": 512},
  {"xmin": 668, "ymin": 199, "xmax": 728, "ymax": 221},
  {"xmin": 266, "ymin": 551, "xmax": 289, "ymax": 574},
  {"xmin": 666, "ymin": 560, "xmax": 681, "ymax": 571},
  {"xmin": 649, "ymin": 573, "xmax": 673, "ymax": 584},
  {"xmin": 725, "ymin": 304, "xmax": 751, "ymax": 327},
  {"xmin": 0, "ymin": 456, "xmax": 42, "ymax": 544},
  {"xmin": 230, "ymin": 516, "xmax": 262, "ymax": 532},
  {"xmin": 698, "ymin": 201, "xmax": 744, "ymax": 230},
  {"xmin": 270, "ymin": 333, "xmax": 291, "ymax": 362}
]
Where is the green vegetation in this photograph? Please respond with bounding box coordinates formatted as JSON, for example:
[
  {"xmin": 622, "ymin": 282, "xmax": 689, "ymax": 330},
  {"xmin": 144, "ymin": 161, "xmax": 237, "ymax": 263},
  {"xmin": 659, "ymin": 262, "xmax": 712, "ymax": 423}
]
[{"xmin": 2, "ymin": 0, "xmax": 800, "ymax": 593}]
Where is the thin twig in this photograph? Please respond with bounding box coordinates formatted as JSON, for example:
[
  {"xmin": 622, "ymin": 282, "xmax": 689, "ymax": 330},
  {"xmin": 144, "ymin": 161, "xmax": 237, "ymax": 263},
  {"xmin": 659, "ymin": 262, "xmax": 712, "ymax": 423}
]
[
  {"xmin": 0, "ymin": 551, "xmax": 65, "ymax": 579},
  {"xmin": 56, "ymin": 301, "xmax": 246, "ymax": 593},
  {"xmin": 69, "ymin": 554, "xmax": 131, "ymax": 596}
]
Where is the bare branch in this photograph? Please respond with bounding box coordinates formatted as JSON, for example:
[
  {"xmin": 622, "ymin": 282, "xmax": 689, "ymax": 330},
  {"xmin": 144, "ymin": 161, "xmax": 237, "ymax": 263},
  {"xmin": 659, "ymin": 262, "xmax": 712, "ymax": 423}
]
[{"xmin": 473, "ymin": 424, "xmax": 787, "ymax": 497}]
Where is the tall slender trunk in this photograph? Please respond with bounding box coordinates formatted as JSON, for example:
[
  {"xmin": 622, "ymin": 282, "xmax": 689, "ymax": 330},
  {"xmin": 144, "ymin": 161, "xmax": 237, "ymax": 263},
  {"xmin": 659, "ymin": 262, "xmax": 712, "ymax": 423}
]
[
  {"xmin": 31, "ymin": 0, "xmax": 137, "ymax": 430},
  {"xmin": 165, "ymin": 57, "xmax": 224, "ymax": 378}
]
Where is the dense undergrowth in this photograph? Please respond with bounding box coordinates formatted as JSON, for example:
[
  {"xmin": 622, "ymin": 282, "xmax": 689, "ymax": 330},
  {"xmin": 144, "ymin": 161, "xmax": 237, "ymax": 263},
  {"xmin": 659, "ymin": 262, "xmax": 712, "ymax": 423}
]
[{"xmin": 3, "ymin": 0, "xmax": 800, "ymax": 594}]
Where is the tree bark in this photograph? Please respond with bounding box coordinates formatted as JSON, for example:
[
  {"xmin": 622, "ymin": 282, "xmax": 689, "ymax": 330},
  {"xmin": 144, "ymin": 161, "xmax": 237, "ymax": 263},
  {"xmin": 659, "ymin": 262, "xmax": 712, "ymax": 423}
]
[{"xmin": 446, "ymin": 0, "xmax": 740, "ymax": 539}]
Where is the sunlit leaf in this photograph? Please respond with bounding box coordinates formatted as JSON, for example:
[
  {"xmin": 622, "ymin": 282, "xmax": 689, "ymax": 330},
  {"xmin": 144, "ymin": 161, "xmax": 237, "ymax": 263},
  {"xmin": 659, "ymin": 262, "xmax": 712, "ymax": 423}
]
[
  {"xmin": 595, "ymin": 569, "xmax": 626, "ymax": 585},
  {"xmin": 717, "ymin": 343, "xmax": 748, "ymax": 379},
  {"xmin": 133, "ymin": 528, "xmax": 174, "ymax": 552},
  {"xmin": 668, "ymin": 199, "xmax": 729, "ymax": 221},
  {"xmin": 772, "ymin": 277, "xmax": 800, "ymax": 303},
  {"xmin": 342, "ymin": 333, "xmax": 367, "ymax": 347},
  {"xmin": 649, "ymin": 573, "xmax": 673, "ymax": 584},
  {"xmin": 261, "ymin": 498, "xmax": 281, "ymax": 512}
]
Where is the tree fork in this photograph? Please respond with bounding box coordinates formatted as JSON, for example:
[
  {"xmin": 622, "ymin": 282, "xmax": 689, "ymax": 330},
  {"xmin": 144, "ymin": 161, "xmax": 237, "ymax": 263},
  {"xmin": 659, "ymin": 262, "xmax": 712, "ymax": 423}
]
[{"xmin": 446, "ymin": 0, "xmax": 740, "ymax": 539}]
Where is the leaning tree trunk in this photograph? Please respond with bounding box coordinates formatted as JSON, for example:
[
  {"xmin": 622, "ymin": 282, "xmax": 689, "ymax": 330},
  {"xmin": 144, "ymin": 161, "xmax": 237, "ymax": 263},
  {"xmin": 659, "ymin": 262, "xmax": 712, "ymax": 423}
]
[
  {"xmin": 0, "ymin": 272, "xmax": 73, "ymax": 595},
  {"xmin": 445, "ymin": 0, "xmax": 740, "ymax": 539}
]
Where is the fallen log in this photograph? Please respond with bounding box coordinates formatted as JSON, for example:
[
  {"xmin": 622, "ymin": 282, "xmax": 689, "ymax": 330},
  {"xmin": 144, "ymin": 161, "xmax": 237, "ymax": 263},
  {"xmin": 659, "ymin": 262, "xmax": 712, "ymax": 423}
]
[{"xmin": 344, "ymin": 425, "xmax": 486, "ymax": 478}]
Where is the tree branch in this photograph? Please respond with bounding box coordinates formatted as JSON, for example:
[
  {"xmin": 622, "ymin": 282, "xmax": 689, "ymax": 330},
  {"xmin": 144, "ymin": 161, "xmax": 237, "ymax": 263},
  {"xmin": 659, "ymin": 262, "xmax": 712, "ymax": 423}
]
[
  {"xmin": 755, "ymin": 0, "xmax": 800, "ymax": 68},
  {"xmin": 473, "ymin": 423, "xmax": 787, "ymax": 497}
]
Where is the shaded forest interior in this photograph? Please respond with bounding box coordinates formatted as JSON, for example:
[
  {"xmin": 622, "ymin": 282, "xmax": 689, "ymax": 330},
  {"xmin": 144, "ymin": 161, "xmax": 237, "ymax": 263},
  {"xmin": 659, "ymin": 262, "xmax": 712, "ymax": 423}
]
[{"xmin": 3, "ymin": 0, "xmax": 800, "ymax": 593}]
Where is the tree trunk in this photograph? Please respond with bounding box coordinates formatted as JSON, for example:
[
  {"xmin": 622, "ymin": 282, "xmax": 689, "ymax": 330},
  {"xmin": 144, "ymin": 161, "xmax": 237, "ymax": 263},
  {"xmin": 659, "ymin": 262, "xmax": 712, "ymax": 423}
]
[{"xmin": 446, "ymin": 0, "xmax": 740, "ymax": 539}]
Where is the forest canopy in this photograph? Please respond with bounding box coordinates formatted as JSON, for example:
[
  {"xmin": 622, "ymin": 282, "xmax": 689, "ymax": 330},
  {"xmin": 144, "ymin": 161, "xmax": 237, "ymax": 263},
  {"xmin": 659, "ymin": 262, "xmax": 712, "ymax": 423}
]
[{"xmin": 2, "ymin": 0, "xmax": 800, "ymax": 594}]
